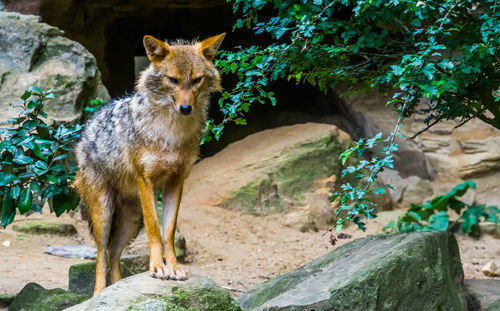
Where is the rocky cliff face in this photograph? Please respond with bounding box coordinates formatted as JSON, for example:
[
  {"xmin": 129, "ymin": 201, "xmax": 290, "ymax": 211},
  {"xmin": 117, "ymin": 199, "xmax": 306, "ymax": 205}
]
[
  {"xmin": 339, "ymin": 89, "xmax": 500, "ymax": 208},
  {"xmin": 0, "ymin": 11, "xmax": 109, "ymax": 124}
]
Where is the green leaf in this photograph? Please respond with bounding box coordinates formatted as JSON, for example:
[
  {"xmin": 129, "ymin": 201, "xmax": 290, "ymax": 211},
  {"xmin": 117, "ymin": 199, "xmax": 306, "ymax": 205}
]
[
  {"xmin": 46, "ymin": 175, "xmax": 60, "ymax": 184},
  {"xmin": 1, "ymin": 191, "xmax": 16, "ymax": 228},
  {"xmin": 20, "ymin": 91, "xmax": 31, "ymax": 101},
  {"xmin": 427, "ymin": 211, "xmax": 449, "ymax": 231},
  {"xmin": 0, "ymin": 173, "xmax": 15, "ymax": 186},
  {"xmin": 51, "ymin": 192, "xmax": 70, "ymax": 216},
  {"xmin": 10, "ymin": 185, "xmax": 20, "ymax": 199},
  {"xmin": 29, "ymin": 86, "xmax": 42, "ymax": 93},
  {"xmin": 18, "ymin": 188, "xmax": 32, "ymax": 214},
  {"xmin": 13, "ymin": 154, "xmax": 34, "ymax": 165}
]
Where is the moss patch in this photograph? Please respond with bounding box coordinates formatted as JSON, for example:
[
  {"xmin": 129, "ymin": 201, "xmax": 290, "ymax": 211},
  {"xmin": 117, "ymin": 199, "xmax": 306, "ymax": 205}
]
[
  {"xmin": 13, "ymin": 221, "xmax": 77, "ymax": 236},
  {"xmin": 127, "ymin": 287, "xmax": 242, "ymax": 311},
  {"xmin": 222, "ymin": 131, "xmax": 348, "ymax": 216}
]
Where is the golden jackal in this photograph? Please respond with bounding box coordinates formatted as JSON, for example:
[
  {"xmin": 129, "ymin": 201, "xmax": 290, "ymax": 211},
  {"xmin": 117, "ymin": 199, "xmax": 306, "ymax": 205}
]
[{"xmin": 74, "ymin": 33, "xmax": 225, "ymax": 295}]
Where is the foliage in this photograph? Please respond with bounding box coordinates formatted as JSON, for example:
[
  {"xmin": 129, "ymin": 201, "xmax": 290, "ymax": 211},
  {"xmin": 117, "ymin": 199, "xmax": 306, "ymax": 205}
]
[
  {"xmin": 383, "ymin": 181, "xmax": 499, "ymax": 237},
  {"xmin": 211, "ymin": 0, "xmax": 500, "ymax": 230},
  {"xmin": 84, "ymin": 97, "xmax": 107, "ymax": 114},
  {"xmin": 0, "ymin": 87, "xmax": 81, "ymax": 228}
]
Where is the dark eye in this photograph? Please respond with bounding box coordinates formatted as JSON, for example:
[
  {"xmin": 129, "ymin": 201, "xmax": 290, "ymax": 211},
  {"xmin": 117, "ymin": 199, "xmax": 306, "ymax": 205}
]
[
  {"xmin": 168, "ymin": 77, "xmax": 179, "ymax": 85},
  {"xmin": 192, "ymin": 77, "xmax": 202, "ymax": 85}
]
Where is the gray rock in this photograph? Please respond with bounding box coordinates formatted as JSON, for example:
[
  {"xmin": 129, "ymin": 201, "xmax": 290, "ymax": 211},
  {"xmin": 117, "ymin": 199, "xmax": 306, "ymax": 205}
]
[
  {"xmin": 239, "ymin": 231, "xmax": 468, "ymax": 311},
  {"xmin": 0, "ymin": 11, "xmax": 109, "ymax": 124},
  {"xmin": 13, "ymin": 221, "xmax": 77, "ymax": 236},
  {"xmin": 8, "ymin": 282, "xmax": 88, "ymax": 311},
  {"xmin": 378, "ymin": 168, "xmax": 406, "ymax": 203},
  {"xmin": 44, "ymin": 245, "xmax": 97, "ymax": 259},
  {"xmin": 400, "ymin": 175, "xmax": 433, "ymax": 207},
  {"xmin": 65, "ymin": 272, "xmax": 242, "ymax": 311},
  {"xmin": 464, "ymin": 279, "xmax": 500, "ymax": 311},
  {"xmin": 68, "ymin": 255, "xmax": 149, "ymax": 297}
]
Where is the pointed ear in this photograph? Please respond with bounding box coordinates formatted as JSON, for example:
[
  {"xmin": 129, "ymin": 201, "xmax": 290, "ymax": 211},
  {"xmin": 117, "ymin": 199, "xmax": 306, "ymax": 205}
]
[
  {"xmin": 199, "ymin": 33, "xmax": 226, "ymax": 61},
  {"xmin": 143, "ymin": 35, "xmax": 171, "ymax": 63}
]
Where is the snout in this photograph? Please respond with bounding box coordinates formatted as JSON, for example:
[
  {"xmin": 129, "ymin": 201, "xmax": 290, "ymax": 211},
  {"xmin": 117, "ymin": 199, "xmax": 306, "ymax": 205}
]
[{"xmin": 179, "ymin": 104, "xmax": 192, "ymax": 115}]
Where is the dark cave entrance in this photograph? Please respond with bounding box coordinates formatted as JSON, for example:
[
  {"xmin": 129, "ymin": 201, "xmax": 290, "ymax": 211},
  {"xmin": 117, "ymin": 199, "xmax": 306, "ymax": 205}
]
[{"xmin": 36, "ymin": 0, "xmax": 347, "ymax": 156}]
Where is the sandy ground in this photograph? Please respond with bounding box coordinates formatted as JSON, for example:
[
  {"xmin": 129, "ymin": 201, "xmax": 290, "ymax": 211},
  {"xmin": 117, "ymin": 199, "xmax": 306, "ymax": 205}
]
[{"xmin": 0, "ymin": 202, "xmax": 499, "ymax": 298}]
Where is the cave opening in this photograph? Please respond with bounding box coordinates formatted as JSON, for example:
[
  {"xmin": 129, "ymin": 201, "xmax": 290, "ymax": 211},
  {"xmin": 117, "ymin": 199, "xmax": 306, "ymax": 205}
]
[{"xmin": 37, "ymin": 0, "xmax": 347, "ymax": 156}]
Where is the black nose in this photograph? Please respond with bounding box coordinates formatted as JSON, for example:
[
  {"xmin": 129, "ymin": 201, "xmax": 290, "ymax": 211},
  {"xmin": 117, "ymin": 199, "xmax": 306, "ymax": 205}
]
[{"xmin": 179, "ymin": 105, "xmax": 192, "ymax": 115}]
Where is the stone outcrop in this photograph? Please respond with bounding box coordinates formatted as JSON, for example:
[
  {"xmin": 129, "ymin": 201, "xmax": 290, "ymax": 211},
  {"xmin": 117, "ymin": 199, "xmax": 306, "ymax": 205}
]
[
  {"xmin": 8, "ymin": 282, "xmax": 88, "ymax": 311},
  {"xmin": 338, "ymin": 89, "xmax": 500, "ymax": 207},
  {"xmin": 184, "ymin": 123, "xmax": 392, "ymax": 230},
  {"xmin": 239, "ymin": 231, "xmax": 468, "ymax": 311},
  {"xmin": 66, "ymin": 272, "xmax": 242, "ymax": 311},
  {"xmin": 0, "ymin": 11, "xmax": 109, "ymax": 124}
]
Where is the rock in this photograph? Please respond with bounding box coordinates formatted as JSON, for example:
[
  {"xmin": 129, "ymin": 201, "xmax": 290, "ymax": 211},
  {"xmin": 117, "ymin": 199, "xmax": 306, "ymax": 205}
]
[
  {"xmin": 12, "ymin": 221, "xmax": 76, "ymax": 236},
  {"xmin": 238, "ymin": 231, "xmax": 468, "ymax": 311},
  {"xmin": 44, "ymin": 245, "xmax": 97, "ymax": 259},
  {"xmin": 457, "ymin": 137, "xmax": 500, "ymax": 178},
  {"xmin": 337, "ymin": 89, "xmax": 433, "ymax": 179},
  {"xmin": 66, "ymin": 272, "xmax": 242, "ymax": 311},
  {"xmin": 174, "ymin": 230, "xmax": 187, "ymax": 263},
  {"xmin": 185, "ymin": 123, "xmax": 392, "ymax": 229},
  {"xmin": 68, "ymin": 254, "xmax": 149, "ymax": 297},
  {"xmin": 0, "ymin": 11, "xmax": 109, "ymax": 124},
  {"xmin": 378, "ymin": 168, "xmax": 407, "ymax": 204},
  {"xmin": 400, "ymin": 175, "xmax": 433, "ymax": 207},
  {"xmin": 280, "ymin": 209, "xmax": 317, "ymax": 232},
  {"xmin": 2, "ymin": 240, "xmax": 11, "ymax": 247},
  {"xmin": 482, "ymin": 262, "xmax": 500, "ymax": 277},
  {"xmin": 0, "ymin": 294, "xmax": 15, "ymax": 308},
  {"xmin": 8, "ymin": 282, "xmax": 88, "ymax": 311},
  {"xmin": 464, "ymin": 279, "xmax": 500, "ymax": 311}
]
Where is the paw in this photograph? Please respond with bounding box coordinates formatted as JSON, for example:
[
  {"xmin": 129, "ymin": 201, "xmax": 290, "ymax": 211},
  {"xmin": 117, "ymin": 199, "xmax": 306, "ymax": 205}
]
[
  {"xmin": 149, "ymin": 259, "xmax": 187, "ymax": 280},
  {"xmin": 165, "ymin": 263, "xmax": 187, "ymax": 281},
  {"xmin": 149, "ymin": 260, "xmax": 169, "ymax": 280}
]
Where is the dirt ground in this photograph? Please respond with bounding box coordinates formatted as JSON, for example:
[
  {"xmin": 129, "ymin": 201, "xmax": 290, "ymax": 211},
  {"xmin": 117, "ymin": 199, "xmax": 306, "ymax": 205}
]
[{"xmin": 1, "ymin": 200, "xmax": 499, "ymax": 298}]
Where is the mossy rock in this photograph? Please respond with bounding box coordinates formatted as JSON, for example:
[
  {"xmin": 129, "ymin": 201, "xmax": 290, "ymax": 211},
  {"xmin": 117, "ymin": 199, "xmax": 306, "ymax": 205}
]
[
  {"xmin": 8, "ymin": 283, "xmax": 88, "ymax": 311},
  {"xmin": 220, "ymin": 125, "xmax": 348, "ymax": 216},
  {"xmin": 66, "ymin": 273, "xmax": 242, "ymax": 311},
  {"xmin": 239, "ymin": 231, "xmax": 468, "ymax": 311},
  {"xmin": 68, "ymin": 255, "xmax": 149, "ymax": 296},
  {"xmin": 0, "ymin": 293, "xmax": 15, "ymax": 308},
  {"xmin": 464, "ymin": 279, "xmax": 500, "ymax": 311},
  {"xmin": 13, "ymin": 221, "xmax": 77, "ymax": 236}
]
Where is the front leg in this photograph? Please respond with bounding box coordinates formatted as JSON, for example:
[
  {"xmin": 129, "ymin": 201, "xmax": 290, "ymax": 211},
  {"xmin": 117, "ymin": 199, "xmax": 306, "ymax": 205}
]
[
  {"xmin": 137, "ymin": 176, "xmax": 168, "ymax": 279},
  {"xmin": 162, "ymin": 175, "xmax": 187, "ymax": 280}
]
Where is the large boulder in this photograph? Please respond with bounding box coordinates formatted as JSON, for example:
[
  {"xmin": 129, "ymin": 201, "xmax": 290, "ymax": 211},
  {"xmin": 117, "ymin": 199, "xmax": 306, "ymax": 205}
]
[
  {"xmin": 184, "ymin": 123, "xmax": 391, "ymax": 230},
  {"xmin": 66, "ymin": 272, "xmax": 242, "ymax": 311},
  {"xmin": 0, "ymin": 11, "xmax": 109, "ymax": 124},
  {"xmin": 238, "ymin": 231, "xmax": 468, "ymax": 311},
  {"xmin": 8, "ymin": 282, "xmax": 88, "ymax": 311}
]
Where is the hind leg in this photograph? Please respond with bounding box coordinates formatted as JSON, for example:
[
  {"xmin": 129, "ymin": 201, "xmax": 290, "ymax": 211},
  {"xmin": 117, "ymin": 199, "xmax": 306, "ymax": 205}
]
[
  {"xmin": 107, "ymin": 199, "xmax": 142, "ymax": 284},
  {"xmin": 86, "ymin": 188, "xmax": 115, "ymax": 295}
]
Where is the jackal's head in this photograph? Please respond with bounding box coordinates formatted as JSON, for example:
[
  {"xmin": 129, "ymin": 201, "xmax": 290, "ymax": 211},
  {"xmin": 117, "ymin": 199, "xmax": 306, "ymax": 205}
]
[{"xmin": 138, "ymin": 33, "xmax": 225, "ymax": 116}]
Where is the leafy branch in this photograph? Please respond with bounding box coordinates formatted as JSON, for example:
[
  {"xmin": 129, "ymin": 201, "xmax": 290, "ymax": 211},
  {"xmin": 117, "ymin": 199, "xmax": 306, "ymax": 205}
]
[{"xmin": 0, "ymin": 87, "xmax": 81, "ymax": 228}]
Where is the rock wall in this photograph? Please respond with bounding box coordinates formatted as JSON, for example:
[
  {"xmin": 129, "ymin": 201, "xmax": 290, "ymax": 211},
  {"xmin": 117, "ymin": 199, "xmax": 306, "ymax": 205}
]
[
  {"xmin": 0, "ymin": 11, "xmax": 109, "ymax": 123},
  {"xmin": 338, "ymin": 89, "xmax": 500, "ymax": 208}
]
